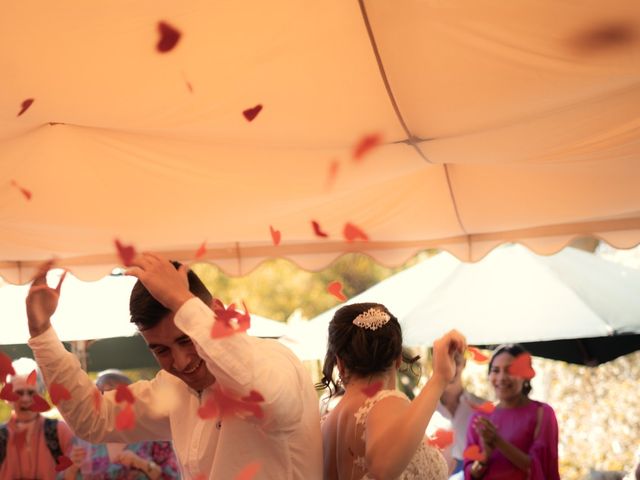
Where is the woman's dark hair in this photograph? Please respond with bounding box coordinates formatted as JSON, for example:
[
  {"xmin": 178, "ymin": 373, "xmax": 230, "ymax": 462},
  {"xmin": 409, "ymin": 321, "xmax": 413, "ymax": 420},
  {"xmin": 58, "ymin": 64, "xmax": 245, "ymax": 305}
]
[
  {"xmin": 130, "ymin": 261, "xmax": 212, "ymax": 330},
  {"xmin": 488, "ymin": 343, "xmax": 532, "ymax": 396},
  {"xmin": 317, "ymin": 303, "xmax": 418, "ymax": 397}
]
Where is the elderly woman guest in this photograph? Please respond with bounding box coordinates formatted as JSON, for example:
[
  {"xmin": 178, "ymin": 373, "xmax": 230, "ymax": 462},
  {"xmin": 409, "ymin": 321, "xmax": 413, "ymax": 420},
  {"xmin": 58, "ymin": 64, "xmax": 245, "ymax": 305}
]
[
  {"xmin": 464, "ymin": 344, "xmax": 560, "ymax": 480},
  {"xmin": 319, "ymin": 302, "xmax": 466, "ymax": 480}
]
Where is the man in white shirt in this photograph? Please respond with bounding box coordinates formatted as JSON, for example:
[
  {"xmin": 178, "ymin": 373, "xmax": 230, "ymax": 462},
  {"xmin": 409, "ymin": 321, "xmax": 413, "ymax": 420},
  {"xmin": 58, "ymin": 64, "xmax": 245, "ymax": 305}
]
[
  {"xmin": 435, "ymin": 353, "xmax": 485, "ymax": 478},
  {"xmin": 25, "ymin": 255, "xmax": 323, "ymax": 479}
]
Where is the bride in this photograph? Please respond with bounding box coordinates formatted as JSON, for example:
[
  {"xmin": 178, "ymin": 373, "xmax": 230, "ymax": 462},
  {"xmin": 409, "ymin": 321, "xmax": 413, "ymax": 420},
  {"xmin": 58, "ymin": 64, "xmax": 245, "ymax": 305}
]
[{"xmin": 318, "ymin": 303, "xmax": 466, "ymax": 480}]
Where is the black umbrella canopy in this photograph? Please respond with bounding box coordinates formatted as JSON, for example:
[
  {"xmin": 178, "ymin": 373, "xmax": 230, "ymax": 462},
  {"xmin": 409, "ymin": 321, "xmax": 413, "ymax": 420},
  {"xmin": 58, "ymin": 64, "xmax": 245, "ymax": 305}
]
[{"xmin": 479, "ymin": 333, "xmax": 640, "ymax": 366}]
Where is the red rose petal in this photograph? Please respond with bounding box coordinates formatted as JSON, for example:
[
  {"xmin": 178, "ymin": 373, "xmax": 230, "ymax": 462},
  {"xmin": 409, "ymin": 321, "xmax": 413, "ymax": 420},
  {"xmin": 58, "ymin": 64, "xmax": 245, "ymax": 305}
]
[
  {"xmin": 211, "ymin": 301, "xmax": 251, "ymax": 339},
  {"xmin": 235, "ymin": 461, "xmax": 261, "ymax": 480},
  {"xmin": 29, "ymin": 393, "xmax": 51, "ymax": 412},
  {"xmin": 471, "ymin": 401, "xmax": 496, "ymax": 414},
  {"xmin": 311, "ymin": 220, "xmax": 329, "ymax": 238},
  {"xmin": 0, "ymin": 383, "xmax": 19, "ymax": 402},
  {"xmin": 10, "ymin": 180, "xmax": 32, "ymax": 201},
  {"xmin": 115, "ymin": 384, "xmax": 135, "ymax": 404},
  {"xmin": 0, "ymin": 351, "xmax": 16, "ymax": 383},
  {"xmin": 243, "ymin": 104, "xmax": 263, "ymax": 122},
  {"xmin": 49, "ymin": 383, "xmax": 71, "ymax": 405},
  {"xmin": 195, "ymin": 241, "xmax": 207, "ymax": 259},
  {"xmin": 55, "ymin": 455, "xmax": 73, "ymax": 472},
  {"xmin": 327, "ymin": 280, "xmax": 347, "ymax": 302},
  {"xmin": 115, "ymin": 403, "xmax": 136, "ymax": 430},
  {"xmin": 463, "ymin": 445, "xmax": 486, "ymax": 462},
  {"xmin": 426, "ymin": 428, "xmax": 454, "ymax": 449},
  {"xmin": 466, "ymin": 347, "xmax": 489, "ymax": 363},
  {"xmin": 241, "ymin": 390, "xmax": 264, "ymax": 403},
  {"xmin": 269, "ymin": 225, "xmax": 281, "ymax": 246},
  {"xmin": 26, "ymin": 369, "xmax": 37, "ymax": 386},
  {"xmin": 326, "ymin": 159, "xmax": 340, "ymax": 189},
  {"xmin": 353, "ymin": 133, "xmax": 382, "ymax": 161},
  {"xmin": 156, "ymin": 21, "xmax": 181, "ymax": 53},
  {"xmin": 508, "ymin": 353, "xmax": 536, "ymax": 380},
  {"xmin": 197, "ymin": 396, "xmax": 219, "ymax": 419},
  {"xmin": 114, "ymin": 238, "xmax": 136, "ymax": 267},
  {"xmin": 361, "ymin": 381, "xmax": 383, "ymax": 398},
  {"xmin": 343, "ymin": 222, "xmax": 369, "ymax": 242},
  {"xmin": 17, "ymin": 98, "xmax": 34, "ymax": 117}
]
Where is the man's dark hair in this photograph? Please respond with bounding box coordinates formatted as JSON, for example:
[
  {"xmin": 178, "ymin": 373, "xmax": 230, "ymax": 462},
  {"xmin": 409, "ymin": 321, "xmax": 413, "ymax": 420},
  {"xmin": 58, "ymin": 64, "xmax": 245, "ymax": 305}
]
[{"xmin": 129, "ymin": 261, "xmax": 212, "ymax": 330}]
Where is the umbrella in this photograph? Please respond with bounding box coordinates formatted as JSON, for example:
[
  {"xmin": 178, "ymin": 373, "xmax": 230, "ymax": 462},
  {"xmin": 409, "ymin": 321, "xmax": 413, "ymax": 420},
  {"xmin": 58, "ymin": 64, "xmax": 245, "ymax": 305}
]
[{"xmin": 304, "ymin": 245, "xmax": 640, "ymax": 365}]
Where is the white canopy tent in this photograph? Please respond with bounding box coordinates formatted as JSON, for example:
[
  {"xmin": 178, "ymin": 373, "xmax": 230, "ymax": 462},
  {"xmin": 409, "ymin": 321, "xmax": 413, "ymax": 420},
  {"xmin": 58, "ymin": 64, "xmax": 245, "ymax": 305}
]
[
  {"xmin": 296, "ymin": 245, "xmax": 640, "ymax": 362},
  {"xmin": 1, "ymin": 1, "xmax": 640, "ymax": 283}
]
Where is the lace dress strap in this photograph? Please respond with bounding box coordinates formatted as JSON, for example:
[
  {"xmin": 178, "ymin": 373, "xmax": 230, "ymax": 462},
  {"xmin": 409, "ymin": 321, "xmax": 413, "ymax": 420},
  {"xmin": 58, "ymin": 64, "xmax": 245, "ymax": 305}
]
[{"xmin": 354, "ymin": 390, "xmax": 408, "ymax": 429}]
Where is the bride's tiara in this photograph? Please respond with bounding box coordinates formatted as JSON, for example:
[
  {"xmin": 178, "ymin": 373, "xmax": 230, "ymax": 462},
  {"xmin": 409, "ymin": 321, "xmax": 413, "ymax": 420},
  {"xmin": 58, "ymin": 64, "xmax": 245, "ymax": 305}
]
[{"xmin": 352, "ymin": 308, "xmax": 391, "ymax": 331}]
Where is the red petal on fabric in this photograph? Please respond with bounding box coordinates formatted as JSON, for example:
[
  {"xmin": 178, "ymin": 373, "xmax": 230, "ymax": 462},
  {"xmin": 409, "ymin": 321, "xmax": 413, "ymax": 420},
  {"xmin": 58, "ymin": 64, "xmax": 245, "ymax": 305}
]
[
  {"xmin": 114, "ymin": 238, "xmax": 136, "ymax": 267},
  {"xmin": 343, "ymin": 222, "xmax": 369, "ymax": 242},
  {"xmin": 242, "ymin": 104, "xmax": 263, "ymax": 122},
  {"xmin": 214, "ymin": 387, "xmax": 264, "ymax": 420},
  {"xmin": 269, "ymin": 225, "xmax": 281, "ymax": 246},
  {"xmin": 326, "ymin": 159, "xmax": 340, "ymax": 189},
  {"xmin": 195, "ymin": 241, "xmax": 207, "ymax": 259},
  {"xmin": 508, "ymin": 353, "xmax": 536, "ymax": 380},
  {"xmin": 26, "ymin": 370, "xmax": 37, "ymax": 386},
  {"xmin": 463, "ymin": 445, "xmax": 486, "ymax": 462},
  {"xmin": 55, "ymin": 454, "xmax": 73, "ymax": 472},
  {"xmin": 92, "ymin": 388, "xmax": 102, "ymax": 413},
  {"xmin": 466, "ymin": 347, "xmax": 489, "ymax": 363},
  {"xmin": 426, "ymin": 428, "xmax": 455, "ymax": 449},
  {"xmin": 0, "ymin": 352, "xmax": 15, "ymax": 384},
  {"xmin": 241, "ymin": 390, "xmax": 264, "ymax": 403},
  {"xmin": 352, "ymin": 133, "xmax": 382, "ymax": 161},
  {"xmin": 311, "ymin": 220, "xmax": 329, "ymax": 238},
  {"xmin": 471, "ymin": 401, "xmax": 496, "ymax": 414},
  {"xmin": 211, "ymin": 319, "xmax": 237, "ymax": 339},
  {"xmin": 10, "ymin": 180, "xmax": 33, "ymax": 200},
  {"xmin": 235, "ymin": 461, "xmax": 261, "ymax": 480},
  {"xmin": 361, "ymin": 381, "xmax": 383, "ymax": 398},
  {"xmin": 49, "ymin": 383, "xmax": 71, "ymax": 405},
  {"xmin": 115, "ymin": 403, "xmax": 136, "ymax": 430},
  {"xmin": 17, "ymin": 98, "xmax": 34, "ymax": 117},
  {"xmin": 115, "ymin": 384, "xmax": 135, "ymax": 404},
  {"xmin": 29, "ymin": 393, "xmax": 51, "ymax": 412},
  {"xmin": 197, "ymin": 396, "xmax": 219, "ymax": 420},
  {"xmin": 0, "ymin": 351, "xmax": 15, "ymax": 383},
  {"xmin": 156, "ymin": 21, "xmax": 181, "ymax": 52},
  {"xmin": 0, "ymin": 383, "xmax": 19, "ymax": 402},
  {"xmin": 13, "ymin": 430, "xmax": 27, "ymax": 451},
  {"xmin": 327, "ymin": 280, "xmax": 347, "ymax": 302}
]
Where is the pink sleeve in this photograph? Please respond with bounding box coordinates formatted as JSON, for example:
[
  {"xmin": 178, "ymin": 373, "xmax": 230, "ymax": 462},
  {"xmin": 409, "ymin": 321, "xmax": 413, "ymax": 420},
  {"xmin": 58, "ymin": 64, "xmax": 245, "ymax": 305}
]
[
  {"xmin": 56, "ymin": 420, "xmax": 75, "ymax": 456},
  {"xmin": 463, "ymin": 412, "xmax": 481, "ymax": 480},
  {"xmin": 527, "ymin": 403, "xmax": 560, "ymax": 480}
]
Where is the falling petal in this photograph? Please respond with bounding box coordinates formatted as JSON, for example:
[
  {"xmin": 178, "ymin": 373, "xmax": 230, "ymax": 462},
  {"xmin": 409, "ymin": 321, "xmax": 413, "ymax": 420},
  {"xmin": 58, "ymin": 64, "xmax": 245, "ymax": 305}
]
[
  {"xmin": 156, "ymin": 21, "xmax": 181, "ymax": 52},
  {"xmin": 235, "ymin": 461, "xmax": 261, "ymax": 480},
  {"xmin": 49, "ymin": 383, "xmax": 71, "ymax": 405},
  {"xmin": 311, "ymin": 220, "xmax": 329, "ymax": 238},
  {"xmin": 361, "ymin": 381, "xmax": 383, "ymax": 398},
  {"xmin": 269, "ymin": 225, "xmax": 281, "ymax": 246},
  {"xmin": 115, "ymin": 384, "xmax": 136, "ymax": 404},
  {"xmin": 463, "ymin": 445, "xmax": 486, "ymax": 462},
  {"xmin": 353, "ymin": 133, "xmax": 382, "ymax": 161},
  {"xmin": 508, "ymin": 353, "xmax": 536, "ymax": 380},
  {"xmin": 327, "ymin": 281, "xmax": 347, "ymax": 302},
  {"xmin": 26, "ymin": 370, "xmax": 37, "ymax": 386},
  {"xmin": 343, "ymin": 222, "xmax": 369, "ymax": 242},
  {"xmin": 29, "ymin": 393, "xmax": 51, "ymax": 412},
  {"xmin": 114, "ymin": 239, "xmax": 136, "ymax": 267},
  {"xmin": 195, "ymin": 241, "xmax": 207, "ymax": 259},
  {"xmin": 17, "ymin": 98, "xmax": 34, "ymax": 117},
  {"xmin": 243, "ymin": 104, "xmax": 263, "ymax": 122},
  {"xmin": 426, "ymin": 429, "xmax": 454, "ymax": 449}
]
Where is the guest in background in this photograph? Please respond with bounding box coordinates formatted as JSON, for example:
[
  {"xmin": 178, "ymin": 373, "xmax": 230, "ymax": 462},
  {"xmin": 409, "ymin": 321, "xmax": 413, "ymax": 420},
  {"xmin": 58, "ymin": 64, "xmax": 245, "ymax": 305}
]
[{"xmin": 464, "ymin": 344, "xmax": 560, "ymax": 480}]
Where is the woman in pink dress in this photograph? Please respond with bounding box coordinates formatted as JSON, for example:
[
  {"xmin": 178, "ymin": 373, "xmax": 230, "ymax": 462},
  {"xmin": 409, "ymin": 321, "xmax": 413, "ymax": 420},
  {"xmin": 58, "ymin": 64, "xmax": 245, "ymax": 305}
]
[{"xmin": 464, "ymin": 344, "xmax": 560, "ymax": 480}]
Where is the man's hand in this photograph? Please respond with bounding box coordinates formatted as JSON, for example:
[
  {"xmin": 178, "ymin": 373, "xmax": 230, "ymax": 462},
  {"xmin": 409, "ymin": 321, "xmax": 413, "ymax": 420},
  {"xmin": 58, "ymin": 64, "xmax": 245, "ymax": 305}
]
[
  {"xmin": 432, "ymin": 329, "xmax": 467, "ymax": 385},
  {"xmin": 125, "ymin": 253, "xmax": 194, "ymax": 312},
  {"xmin": 25, "ymin": 261, "xmax": 66, "ymax": 338}
]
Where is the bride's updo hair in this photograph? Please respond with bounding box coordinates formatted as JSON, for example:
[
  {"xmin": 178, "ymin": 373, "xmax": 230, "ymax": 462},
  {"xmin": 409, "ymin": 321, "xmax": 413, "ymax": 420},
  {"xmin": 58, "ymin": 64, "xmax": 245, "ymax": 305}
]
[{"xmin": 317, "ymin": 303, "xmax": 404, "ymax": 397}]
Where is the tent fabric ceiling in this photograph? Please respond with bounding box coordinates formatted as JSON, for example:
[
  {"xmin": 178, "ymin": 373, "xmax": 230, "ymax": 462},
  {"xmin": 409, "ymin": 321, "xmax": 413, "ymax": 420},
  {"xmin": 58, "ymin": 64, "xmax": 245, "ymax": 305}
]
[{"xmin": 2, "ymin": 1, "xmax": 640, "ymax": 283}]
